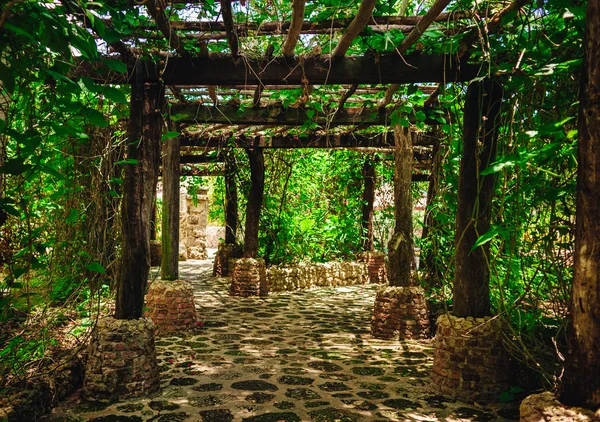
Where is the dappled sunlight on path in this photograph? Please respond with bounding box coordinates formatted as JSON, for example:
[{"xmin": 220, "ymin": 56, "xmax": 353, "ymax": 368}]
[{"xmin": 44, "ymin": 260, "xmax": 519, "ymax": 421}]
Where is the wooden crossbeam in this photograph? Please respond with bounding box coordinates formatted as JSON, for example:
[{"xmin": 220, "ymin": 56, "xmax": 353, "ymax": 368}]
[
  {"xmin": 170, "ymin": 104, "xmax": 445, "ymax": 126},
  {"xmin": 181, "ymin": 154, "xmax": 225, "ymax": 164},
  {"xmin": 78, "ymin": 54, "xmax": 479, "ymax": 86},
  {"xmin": 179, "ymin": 132, "xmax": 435, "ymax": 149}
]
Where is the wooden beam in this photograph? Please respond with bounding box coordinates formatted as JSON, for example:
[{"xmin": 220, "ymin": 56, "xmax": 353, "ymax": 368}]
[
  {"xmin": 180, "ymin": 132, "xmax": 435, "ymax": 149},
  {"xmin": 180, "ymin": 154, "xmax": 225, "ymax": 164},
  {"xmin": 76, "ymin": 54, "xmax": 480, "ymax": 86},
  {"xmin": 333, "ymin": 0, "xmax": 378, "ymax": 57},
  {"xmin": 170, "ymin": 104, "xmax": 444, "ymax": 126},
  {"xmin": 282, "ymin": 0, "xmax": 306, "ymax": 58},
  {"xmin": 179, "ymin": 166, "xmax": 224, "ymax": 177}
]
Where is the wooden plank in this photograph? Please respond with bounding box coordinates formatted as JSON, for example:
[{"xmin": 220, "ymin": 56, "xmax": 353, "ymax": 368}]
[
  {"xmin": 170, "ymin": 104, "xmax": 444, "ymax": 126},
  {"xmin": 180, "ymin": 132, "xmax": 435, "ymax": 149},
  {"xmin": 180, "ymin": 154, "xmax": 225, "ymax": 164},
  {"xmin": 76, "ymin": 54, "xmax": 479, "ymax": 86}
]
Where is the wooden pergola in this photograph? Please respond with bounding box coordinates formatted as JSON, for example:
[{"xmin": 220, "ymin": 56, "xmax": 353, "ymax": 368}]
[{"xmin": 66, "ymin": 0, "xmax": 529, "ymax": 319}]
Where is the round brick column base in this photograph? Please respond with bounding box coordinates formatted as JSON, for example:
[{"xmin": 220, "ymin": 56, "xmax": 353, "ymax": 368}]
[
  {"xmin": 230, "ymin": 258, "xmax": 268, "ymax": 297},
  {"xmin": 431, "ymin": 314, "xmax": 510, "ymax": 402},
  {"xmin": 519, "ymin": 392, "xmax": 599, "ymax": 421},
  {"xmin": 83, "ymin": 317, "xmax": 159, "ymax": 402},
  {"xmin": 213, "ymin": 243, "xmax": 243, "ymax": 277},
  {"xmin": 144, "ymin": 279, "xmax": 197, "ymax": 335},
  {"xmin": 370, "ymin": 286, "xmax": 429, "ymax": 340},
  {"xmin": 149, "ymin": 240, "xmax": 162, "ymax": 267},
  {"xmin": 358, "ymin": 252, "xmax": 387, "ymax": 284}
]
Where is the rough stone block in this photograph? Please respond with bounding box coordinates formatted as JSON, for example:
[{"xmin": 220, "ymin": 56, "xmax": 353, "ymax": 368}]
[
  {"xmin": 230, "ymin": 258, "xmax": 268, "ymax": 297},
  {"xmin": 520, "ymin": 392, "xmax": 599, "ymax": 421},
  {"xmin": 144, "ymin": 279, "xmax": 198, "ymax": 335},
  {"xmin": 370, "ymin": 286, "xmax": 430, "ymax": 340}
]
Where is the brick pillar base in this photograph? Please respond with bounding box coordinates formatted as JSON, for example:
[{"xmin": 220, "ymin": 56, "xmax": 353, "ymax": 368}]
[
  {"xmin": 144, "ymin": 279, "xmax": 197, "ymax": 335},
  {"xmin": 520, "ymin": 392, "xmax": 598, "ymax": 421},
  {"xmin": 149, "ymin": 240, "xmax": 162, "ymax": 267},
  {"xmin": 230, "ymin": 258, "xmax": 268, "ymax": 297},
  {"xmin": 370, "ymin": 286, "xmax": 429, "ymax": 339},
  {"xmin": 358, "ymin": 252, "xmax": 387, "ymax": 284},
  {"xmin": 431, "ymin": 314, "xmax": 510, "ymax": 402},
  {"xmin": 213, "ymin": 243, "xmax": 243, "ymax": 277},
  {"xmin": 83, "ymin": 317, "xmax": 159, "ymax": 402}
]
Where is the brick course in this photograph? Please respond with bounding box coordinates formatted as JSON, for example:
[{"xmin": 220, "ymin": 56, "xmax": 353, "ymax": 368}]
[
  {"xmin": 370, "ymin": 286, "xmax": 429, "ymax": 340},
  {"xmin": 144, "ymin": 279, "xmax": 198, "ymax": 335},
  {"xmin": 230, "ymin": 258, "xmax": 268, "ymax": 297}
]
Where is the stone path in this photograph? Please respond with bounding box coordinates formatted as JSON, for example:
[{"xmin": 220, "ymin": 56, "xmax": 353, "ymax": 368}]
[{"xmin": 44, "ymin": 259, "xmax": 520, "ymax": 421}]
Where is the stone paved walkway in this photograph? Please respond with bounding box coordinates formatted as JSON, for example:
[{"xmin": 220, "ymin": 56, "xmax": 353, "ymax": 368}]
[{"xmin": 44, "ymin": 259, "xmax": 520, "ymax": 421}]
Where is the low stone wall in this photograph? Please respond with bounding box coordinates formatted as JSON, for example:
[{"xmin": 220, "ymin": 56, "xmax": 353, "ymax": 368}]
[
  {"xmin": 213, "ymin": 243, "xmax": 243, "ymax": 277},
  {"xmin": 145, "ymin": 279, "xmax": 197, "ymax": 335},
  {"xmin": 357, "ymin": 252, "xmax": 387, "ymax": 284},
  {"xmin": 370, "ymin": 286, "xmax": 429, "ymax": 340},
  {"xmin": 83, "ymin": 317, "xmax": 160, "ymax": 402},
  {"xmin": 230, "ymin": 258, "xmax": 268, "ymax": 297},
  {"xmin": 267, "ymin": 261, "xmax": 368, "ymax": 292},
  {"xmin": 431, "ymin": 314, "xmax": 510, "ymax": 402},
  {"xmin": 520, "ymin": 392, "xmax": 598, "ymax": 421}
]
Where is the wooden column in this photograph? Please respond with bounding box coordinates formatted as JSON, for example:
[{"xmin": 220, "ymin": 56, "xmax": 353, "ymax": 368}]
[
  {"xmin": 453, "ymin": 79, "xmax": 503, "ymax": 318},
  {"xmin": 243, "ymin": 147, "xmax": 265, "ymax": 258},
  {"xmin": 116, "ymin": 69, "xmax": 164, "ymax": 319},
  {"xmin": 361, "ymin": 155, "xmax": 376, "ymax": 251},
  {"xmin": 224, "ymin": 149, "xmax": 238, "ymax": 245},
  {"xmin": 387, "ymin": 125, "xmax": 414, "ymax": 287},
  {"xmin": 560, "ymin": 0, "xmax": 600, "ymax": 408},
  {"xmin": 420, "ymin": 139, "xmax": 442, "ymax": 288},
  {"xmin": 160, "ymin": 129, "xmax": 180, "ymax": 280}
]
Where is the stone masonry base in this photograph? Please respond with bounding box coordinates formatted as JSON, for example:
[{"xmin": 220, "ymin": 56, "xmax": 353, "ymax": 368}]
[
  {"xmin": 357, "ymin": 251, "xmax": 387, "ymax": 284},
  {"xmin": 431, "ymin": 314, "xmax": 510, "ymax": 402},
  {"xmin": 83, "ymin": 317, "xmax": 160, "ymax": 402},
  {"xmin": 213, "ymin": 243, "xmax": 243, "ymax": 277},
  {"xmin": 230, "ymin": 258, "xmax": 268, "ymax": 297},
  {"xmin": 144, "ymin": 279, "xmax": 197, "ymax": 335},
  {"xmin": 520, "ymin": 392, "xmax": 599, "ymax": 421},
  {"xmin": 267, "ymin": 262, "xmax": 367, "ymax": 292},
  {"xmin": 370, "ymin": 286, "xmax": 429, "ymax": 340}
]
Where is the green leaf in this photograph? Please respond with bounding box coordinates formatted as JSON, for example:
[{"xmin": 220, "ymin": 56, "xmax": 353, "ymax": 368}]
[
  {"xmin": 66, "ymin": 208, "xmax": 79, "ymax": 224},
  {"xmin": 162, "ymin": 131, "xmax": 180, "ymax": 141},
  {"xmin": 4, "ymin": 23, "xmax": 37, "ymax": 42},
  {"xmin": 82, "ymin": 108, "xmax": 108, "ymax": 127},
  {"xmin": 85, "ymin": 262, "xmax": 106, "ymax": 274},
  {"xmin": 103, "ymin": 86, "xmax": 127, "ymax": 104},
  {"xmin": 116, "ymin": 159, "xmax": 138, "ymax": 165},
  {"xmin": 104, "ymin": 59, "xmax": 128, "ymax": 74},
  {"xmin": 0, "ymin": 62, "xmax": 15, "ymax": 94},
  {"xmin": 0, "ymin": 199, "xmax": 19, "ymax": 217},
  {"xmin": 470, "ymin": 226, "xmax": 508, "ymax": 252},
  {"xmin": 481, "ymin": 154, "xmax": 519, "ymax": 175},
  {"xmin": 0, "ymin": 158, "xmax": 28, "ymax": 175}
]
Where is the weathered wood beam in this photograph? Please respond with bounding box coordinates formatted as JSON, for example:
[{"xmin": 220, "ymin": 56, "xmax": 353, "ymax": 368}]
[
  {"xmin": 180, "ymin": 132, "xmax": 435, "ymax": 149},
  {"xmin": 424, "ymin": 0, "xmax": 531, "ymax": 108},
  {"xmin": 76, "ymin": 54, "xmax": 480, "ymax": 86},
  {"xmin": 219, "ymin": 0, "xmax": 239, "ymax": 58},
  {"xmin": 170, "ymin": 104, "xmax": 443, "ymax": 126},
  {"xmin": 333, "ymin": 0, "xmax": 377, "ymax": 57},
  {"xmin": 380, "ymin": 0, "xmax": 452, "ymax": 108},
  {"xmin": 282, "ymin": 0, "xmax": 306, "ymax": 58},
  {"xmin": 180, "ymin": 154, "xmax": 225, "ymax": 164},
  {"xmin": 161, "ymin": 127, "xmax": 180, "ymax": 280},
  {"xmin": 179, "ymin": 166, "xmax": 224, "ymax": 177},
  {"xmin": 453, "ymin": 79, "xmax": 503, "ymax": 318}
]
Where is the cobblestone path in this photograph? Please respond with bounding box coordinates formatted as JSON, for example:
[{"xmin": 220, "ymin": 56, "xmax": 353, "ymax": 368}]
[{"xmin": 44, "ymin": 259, "xmax": 520, "ymax": 421}]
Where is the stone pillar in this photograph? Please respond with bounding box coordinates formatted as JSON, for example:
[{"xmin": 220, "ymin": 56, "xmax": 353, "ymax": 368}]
[
  {"xmin": 144, "ymin": 279, "xmax": 197, "ymax": 335},
  {"xmin": 370, "ymin": 286, "xmax": 429, "ymax": 339},
  {"xmin": 149, "ymin": 240, "xmax": 162, "ymax": 267},
  {"xmin": 230, "ymin": 258, "xmax": 268, "ymax": 297},
  {"xmin": 431, "ymin": 314, "xmax": 510, "ymax": 402},
  {"xmin": 83, "ymin": 317, "xmax": 160, "ymax": 401},
  {"xmin": 358, "ymin": 251, "xmax": 387, "ymax": 284},
  {"xmin": 519, "ymin": 392, "xmax": 598, "ymax": 421},
  {"xmin": 185, "ymin": 188, "xmax": 209, "ymax": 260},
  {"xmin": 213, "ymin": 242, "xmax": 243, "ymax": 277}
]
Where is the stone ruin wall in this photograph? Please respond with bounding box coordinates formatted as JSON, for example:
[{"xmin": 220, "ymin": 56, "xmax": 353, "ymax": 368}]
[
  {"xmin": 179, "ymin": 187, "xmax": 208, "ymax": 260},
  {"xmin": 266, "ymin": 261, "xmax": 369, "ymax": 292}
]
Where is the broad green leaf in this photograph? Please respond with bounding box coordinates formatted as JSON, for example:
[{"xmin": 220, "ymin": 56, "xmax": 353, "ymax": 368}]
[
  {"xmin": 162, "ymin": 131, "xmax": 180, "ymax": 141},
  {"xmin": 85, "ymin": 262, "xmax": 106, "ymax": 274},
  {"xmin": 116, "ymin": 159, "xmax": 139, "ymax": 165},
  {"xmin": 66, "ymin": 208, "xmax": 79, "ymax": 224},
  {"xmin": 82, "ymin": 108, "xmax": 108, "ymax": 127},
  {"xmin": 104, "ymin": 59, "xmax": 128, "ymax": 74},
  {"xmin": 0, "ymin": 62, "xmax": 15, "ymax": 94},
  {"xmin": 103, "ymin": 86, "xmax": 127, "ymax": 104},
  {"xmin": 470, "ymin": 226, "xmax": 508, "ymax": 252}
]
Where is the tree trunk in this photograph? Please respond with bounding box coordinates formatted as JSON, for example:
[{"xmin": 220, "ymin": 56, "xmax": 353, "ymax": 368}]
[
  {"xmin": 115, "ymin": 74, "xmax": 163, "ymax": 319},
  {"xmin": 387, "ymin": 125, "xmax": 414, "ymax": 287},
  {"xmin": 361, "ymin": 155, "xmax": 376, "ymax": 251},
  {"xmin": 420, "ymin": 139, "xmax": 442, "ymax": 288},
  {"xmin": 560, "ymin": 0, "xmax": 600, "ymax": 408},
  {"xmin": 243, "ymin": 147, "xmax": 265, "ymax": 258},
  {"xmin": 150, "ymin": 198, "xmax": 157, "ymax": 241},
  {"xmin": 225, "ymin": 149, "xmax": 238, "ymax": 245},
  {"xmin": 160, "ymin": 131, "xmax": 180, "ymax": 281},
  {"xmin": 453, "ymin": 79, "xmax": 503, "ymax": 318}
]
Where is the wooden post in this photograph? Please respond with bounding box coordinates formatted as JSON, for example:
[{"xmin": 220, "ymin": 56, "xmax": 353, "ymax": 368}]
[
  {"xmin": 115, "ymin": 68, "xmax": 164, "ymax": 319},
  {"xmin": 387, "ymin": 125, "xmax": 414, "ymax": 287},
  {"xmin": 560, "ymin": 0, "xmax": 600, "ymax": 408},
  {"xmin": 361, "ymin": 155, "xmax": 376, "ymax": 251},
  {"xmin": 224, "ymin": 149, "xmax": 238, "ymax": 244},
  {"xmin": 420, "ymin": 138, "xmax": 442, "ymax": 287},
  {"xmin": 453, "ymin": 79, "xmax": 503, "ymax": 318},
  {"xmin": 160, "ymin": 126, "xmax": 180, "ymax": 281},
  {"xmin": 243, "ymin": 147, "xmax": 265, "ymax": 258}
]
